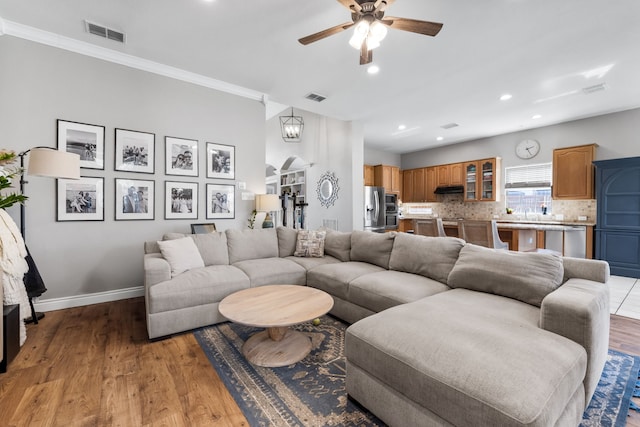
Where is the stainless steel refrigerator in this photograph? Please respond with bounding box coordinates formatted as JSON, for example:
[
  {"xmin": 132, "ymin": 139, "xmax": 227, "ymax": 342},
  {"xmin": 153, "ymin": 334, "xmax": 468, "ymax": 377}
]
[{"xmin": 364, "ymin": 186, "xmax": 385, "ymax": 232}]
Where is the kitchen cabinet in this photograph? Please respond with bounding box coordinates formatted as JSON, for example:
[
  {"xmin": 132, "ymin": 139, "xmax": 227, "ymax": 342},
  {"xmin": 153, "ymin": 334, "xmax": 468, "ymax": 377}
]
[
  {"xmin": 425, "ymin": 166, "xmax": 438, "ymax": 202},
  {"xmin": 364, "ymin": 165, "xmax": 375, "ymax": 186},
  {"xmin": 413, "ymin": 168, "xmax": 426, "ymax": 202},
  {"xmin": 450, "ymin": 163, "xmax": 464, "ymax": 186},
  {"xmin": 552, "ymin": 144, "xmax": 596, "ymax": 199},
  {"xmin": 402, "ymin": 169, "xmax": 414, "ymax": 202},
  {"xmin": 399, "ymin": 219, "xmax": 412, "ymax": 233},
  {"xmin": 464, "ymin": 158, "xmax": 501, "ymax": 202},
  {"xmin": 436, "ymin": 164, "xmax": 451, "ymax": 187},
  {"xmin": 373, "ymin": 165, "xmax": 400, "ymax": 194}
]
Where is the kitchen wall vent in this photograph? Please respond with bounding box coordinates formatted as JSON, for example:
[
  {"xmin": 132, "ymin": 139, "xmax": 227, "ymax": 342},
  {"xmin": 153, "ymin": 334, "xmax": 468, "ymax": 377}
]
[
  {"xmin": 440, "ymin": 122, "xmax": 459, "ymax": 129},
  {"xmin": 582, "ymin": 83, "xmax": 607, "ymax": 94},
  {"xmin": 85, "ymin": 21, "xmax": 126, "ymax": 43},
  {"xmin": 305, "ymin": 93, "xmax": 327, "ymax": 102}
]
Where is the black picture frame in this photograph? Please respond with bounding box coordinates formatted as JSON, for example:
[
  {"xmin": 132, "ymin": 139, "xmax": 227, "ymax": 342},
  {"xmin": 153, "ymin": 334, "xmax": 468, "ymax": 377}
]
[
  {"xmin": 166, "ymin": 136, "xmax": 198, "ymax": 177},
  {"xmin": 165, "ymin": 180, "xmax": 198, "ymax": 219},
  {"xmin": 57, "ymin": 119, "xmax": 105, "ymax": 170},
  {"xmin": 56, "ymin": 176, "xmax": 104, "ymax": 221},
  {"xmin": 114, "ymin": 128, "xmax": 155, "ymax": 174},
  {"xmin": 206, "ymin": 142, "xmax": 235, "ymax": 180},
  {"xmin": 115, "ymin": 178, "xmax": 155, "ymax": 220}
]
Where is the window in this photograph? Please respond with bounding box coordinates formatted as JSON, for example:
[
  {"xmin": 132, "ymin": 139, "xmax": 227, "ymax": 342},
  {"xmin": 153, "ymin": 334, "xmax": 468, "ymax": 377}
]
[{"xmin": 504, "ymin": 163, "xmax": 552, "ymax": 214}]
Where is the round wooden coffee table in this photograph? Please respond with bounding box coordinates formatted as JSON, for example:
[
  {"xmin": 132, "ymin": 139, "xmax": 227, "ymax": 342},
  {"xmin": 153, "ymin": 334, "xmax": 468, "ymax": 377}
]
[{"xmin": 218, "ymin": 285, "xmax": 334, "ymax": 367}]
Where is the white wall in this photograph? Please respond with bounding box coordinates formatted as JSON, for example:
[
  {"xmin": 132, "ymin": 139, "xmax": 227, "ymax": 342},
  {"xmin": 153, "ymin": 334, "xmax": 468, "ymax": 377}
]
[
  {"xmin": 401, "ymin": 108, "xmax": 640, "ymax": 170},
  {"xmin": 0, "ymin": 36, "xmax": 265, "ymax": 301},
  {"xmin": 266, "ymin": 109, "xmax": 363, "ymax": 231}
]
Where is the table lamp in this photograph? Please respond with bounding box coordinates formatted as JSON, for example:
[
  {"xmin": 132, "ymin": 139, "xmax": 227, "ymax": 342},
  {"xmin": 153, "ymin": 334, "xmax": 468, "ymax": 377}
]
[{"xmin": 255, "ymin": 194, "xmax": 281, "ymax": 228}]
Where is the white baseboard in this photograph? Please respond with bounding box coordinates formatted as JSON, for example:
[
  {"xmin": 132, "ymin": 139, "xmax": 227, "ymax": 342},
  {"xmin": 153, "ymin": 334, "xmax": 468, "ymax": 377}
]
[{"xmin": 34, "ymin": 286, "xmax": 144, "ymax": 312}]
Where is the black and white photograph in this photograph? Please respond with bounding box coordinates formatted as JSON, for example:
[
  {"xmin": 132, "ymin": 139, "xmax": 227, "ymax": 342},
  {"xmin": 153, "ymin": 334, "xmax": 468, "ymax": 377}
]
[
  {"xmin": 115, "ymin": 178, "xmax": 154, "ymax": 220},
  {"xmin": 165, "ymin": 181, "xmax": 198, "ymax": 219},
  {"xmin": 207, "ymin": 142, "xmax": 235, "ymax": 179},
  {"xmin": 57, "ymin": 176, "xmax": 104, "ymax": 221},
  {"xmin": 166, "ymin": 136, "xmax": 198, "ymax": 177},
  {"xmin": 115, "ymin": 129, "xmax": 155, "ymax": 174},
  {"xmin": 206, "ymin": 183, "xmax": 234, "ymax": 219},
  {"xmin": 57, "ymin": 119, "xmax": 105, "ymax": 169}
]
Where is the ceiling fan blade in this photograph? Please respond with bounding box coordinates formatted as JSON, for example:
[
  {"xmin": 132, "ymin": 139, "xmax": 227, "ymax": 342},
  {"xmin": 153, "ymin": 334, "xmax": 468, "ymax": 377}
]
[
  {"xmin": 381, "ymin": 16, "xmax": 443, "ymax": 37},
  {"xmin": 336, "ymin": 0, "xmax": 362, "ymax": 12},
  {"xmin": 360, "ymin": 43, "xmax": 373, "ymax": 65},
  {"xmin": 298, "ymin": 22, "xmax": 354, "ymax": 45}
]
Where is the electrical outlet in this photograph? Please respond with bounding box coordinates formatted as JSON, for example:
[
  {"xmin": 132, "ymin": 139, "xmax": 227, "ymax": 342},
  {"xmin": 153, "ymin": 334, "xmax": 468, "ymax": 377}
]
[
  {"xmin": 237, "ymin": 182, "xmax": 246, "ymax": 190},
  {"xmin": 578, "ymin": 215, "xmax": 587, "ymax": 221},
  {"xmin": 555, "ymin": 214, "xmax": 564, "ymax": 221}
]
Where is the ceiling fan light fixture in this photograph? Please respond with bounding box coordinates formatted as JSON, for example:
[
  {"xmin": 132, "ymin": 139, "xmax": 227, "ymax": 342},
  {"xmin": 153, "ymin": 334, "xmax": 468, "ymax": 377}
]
[
  {"xmin": 366, "ymin": 35, "xmax": 381, "ymax": 50},
  {"xmin": 349, "ymin": 19, "xmax": 370, "ymax": 49},
  {"xmin": 369, "ymin": 21, "xmax": 388, "ymax": 42}
]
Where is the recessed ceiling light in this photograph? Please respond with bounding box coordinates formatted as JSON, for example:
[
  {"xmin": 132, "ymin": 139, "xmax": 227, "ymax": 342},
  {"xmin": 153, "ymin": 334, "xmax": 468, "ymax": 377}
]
[
  {"xmin": 500, "ymin": 94, "xmax": 512, "ymax": 101},
  {"xmin": 436, "ymin": 136, "xmax": 444, "ymax": 141},
  {"xmin": 398, "ymin": 124, "xmax": 406, "ymax": 131},
  {"xmin": 367, "ymin": 65, "xmax": 380, "ymax": 75},
  {"xmin": 532, "ymin": 114, "xmax": 542, "ymax": 120}
]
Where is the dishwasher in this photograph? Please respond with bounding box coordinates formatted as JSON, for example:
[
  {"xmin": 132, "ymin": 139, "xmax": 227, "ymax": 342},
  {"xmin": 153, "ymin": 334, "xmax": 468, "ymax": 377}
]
[{"xmin": 545, "ymin": 226, "xmax": 587, "ymax": 258}]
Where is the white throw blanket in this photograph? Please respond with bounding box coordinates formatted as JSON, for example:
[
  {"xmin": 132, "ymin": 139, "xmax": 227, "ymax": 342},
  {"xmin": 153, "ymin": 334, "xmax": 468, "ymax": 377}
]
[{"xmin": 0, "ymin": 209, "xmax": 29, "ymax": 345}]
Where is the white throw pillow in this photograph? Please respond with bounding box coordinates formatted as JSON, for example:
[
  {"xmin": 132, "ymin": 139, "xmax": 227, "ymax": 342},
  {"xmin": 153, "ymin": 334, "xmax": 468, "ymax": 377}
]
[{"xmin": 157, "ymin": 236, "xmax": 205, "ymax": 277}]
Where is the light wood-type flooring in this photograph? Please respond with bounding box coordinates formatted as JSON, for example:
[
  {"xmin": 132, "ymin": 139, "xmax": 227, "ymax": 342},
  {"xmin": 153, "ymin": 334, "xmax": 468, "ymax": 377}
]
[{"xmin": 1, "ymin": 298, "xmax": 639, "ymax": 427}]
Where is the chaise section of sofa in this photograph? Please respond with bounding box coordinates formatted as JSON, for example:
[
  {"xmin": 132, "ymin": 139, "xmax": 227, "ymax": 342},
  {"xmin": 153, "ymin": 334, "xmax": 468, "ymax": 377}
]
[{"xmin": 345, "ymin": 243, "xmax": 610, "ymax": 427}]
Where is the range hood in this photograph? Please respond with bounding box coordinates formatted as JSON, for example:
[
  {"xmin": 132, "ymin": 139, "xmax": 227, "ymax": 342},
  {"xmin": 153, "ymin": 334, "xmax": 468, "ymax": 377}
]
[{"xmin": 434, "ymin": 185, "xmax": 464, "ymax": 194}]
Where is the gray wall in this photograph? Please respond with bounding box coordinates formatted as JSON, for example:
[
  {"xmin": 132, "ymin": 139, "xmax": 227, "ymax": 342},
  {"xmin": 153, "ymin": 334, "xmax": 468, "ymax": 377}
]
[
  {"xmin": 0, "ymin": 36, "xmax": 265, "ymax": 300},
  {"xmin": 364, "ymin": 148, "xmax": 401, "ymax": 167},
  {"xmin": 401, "ymin": 108, "xmax": 640, "ymax": 170}
]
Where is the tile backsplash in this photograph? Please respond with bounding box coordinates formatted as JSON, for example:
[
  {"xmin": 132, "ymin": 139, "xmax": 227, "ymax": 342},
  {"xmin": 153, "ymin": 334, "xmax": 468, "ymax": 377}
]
[{"xmin": 402, "ymin": 195, "xmax": 596, "ymax": 223}]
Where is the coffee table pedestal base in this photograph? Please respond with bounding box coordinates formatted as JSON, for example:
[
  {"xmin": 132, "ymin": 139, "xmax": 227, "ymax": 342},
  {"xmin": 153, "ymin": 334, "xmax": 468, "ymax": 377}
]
[{"xmin": 242, "ymin": 327, "xmax": 312, "ymax": 368}]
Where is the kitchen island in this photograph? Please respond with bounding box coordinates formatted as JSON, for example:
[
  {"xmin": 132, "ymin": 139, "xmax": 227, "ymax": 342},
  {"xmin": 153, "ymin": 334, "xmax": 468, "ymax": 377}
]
[{"xmin": 399, "ymin": 217, "xmax": 595, "ymax": 258}]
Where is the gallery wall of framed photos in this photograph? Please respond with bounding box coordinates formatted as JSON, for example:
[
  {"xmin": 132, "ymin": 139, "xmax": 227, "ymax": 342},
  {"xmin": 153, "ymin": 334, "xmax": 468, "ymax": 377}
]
[{"xmin": 56, "ymin": 118, "xmax": 238, "ymax": 223}]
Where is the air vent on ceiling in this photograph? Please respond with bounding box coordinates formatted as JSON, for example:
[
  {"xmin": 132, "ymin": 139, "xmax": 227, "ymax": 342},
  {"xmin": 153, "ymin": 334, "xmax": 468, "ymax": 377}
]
[
  {"xmin": 305, "ymin": 93, "xmax": 327, "ymax": 103},
  {"xmin": 582, "ymin": 83, "xmax": 607, "ymax": 94},
  {"xmin": 440, "ymin": 122, "xmax": 459, "ymax": 130},
  {"xmin": 85, "ymin": 20, "xmax": 126, "ymax": 43}
]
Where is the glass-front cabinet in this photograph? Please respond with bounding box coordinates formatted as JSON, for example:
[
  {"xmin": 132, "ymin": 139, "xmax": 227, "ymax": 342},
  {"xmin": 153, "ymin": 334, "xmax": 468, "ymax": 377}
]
[{"xmin": 464, "ymin": 158, "xmax": 501, "ymax": 202}]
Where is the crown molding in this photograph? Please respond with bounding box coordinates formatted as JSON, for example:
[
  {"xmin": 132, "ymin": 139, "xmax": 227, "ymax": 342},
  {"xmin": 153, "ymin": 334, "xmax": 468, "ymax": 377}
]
[{"xmin": 0, "ymin": 17, "xmax": 265, "ymax": 102}]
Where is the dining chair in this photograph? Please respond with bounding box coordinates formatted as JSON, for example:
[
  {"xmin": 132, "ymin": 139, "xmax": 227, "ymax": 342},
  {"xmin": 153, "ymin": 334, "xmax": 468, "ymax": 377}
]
[
  {"xmin": 457, "ymin": 220, "xmax": 509, "ymax": 249},
  {"xmin": 413, "ymin": 218, "xmax": 447, "ymax": 237}
]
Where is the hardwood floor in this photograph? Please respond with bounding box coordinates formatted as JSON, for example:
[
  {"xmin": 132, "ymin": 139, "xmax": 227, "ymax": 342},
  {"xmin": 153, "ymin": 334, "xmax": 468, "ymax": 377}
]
[{"xmin": 1, "ymin": 298, "xmax": 639, "ymax": 426}]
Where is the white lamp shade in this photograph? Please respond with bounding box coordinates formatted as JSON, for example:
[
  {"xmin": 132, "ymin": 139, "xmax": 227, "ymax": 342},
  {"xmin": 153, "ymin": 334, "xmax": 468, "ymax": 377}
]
[
  {"xmin": 28, "ymin": 148, "xmax": 80, "ymax": 179},
  {"xmin": 255, "ymin": 194, "xmax": 280, "ymax": 212}
]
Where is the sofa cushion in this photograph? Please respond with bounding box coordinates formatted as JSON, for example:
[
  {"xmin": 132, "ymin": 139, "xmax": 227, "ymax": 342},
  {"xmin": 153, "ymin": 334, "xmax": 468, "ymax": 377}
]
[
  {"xmin": 226, "ymin": 228, "xmax": 279, "ymax": 264},
  {"xmin": 307, "ymin": 261, "xmax": 385, "ymax": 300},
  {"xmin": 277, "ymin": 226, "xmax": 298, "ymax": 257},
  {"xmin": 324, "ymin": 229, "xmax": 351, "ymax": 262},
  {"xmin": 346, "ymin": 289, "xmax": 586, "ymax": 427},
  {"xmin": 447, "ymin": 244, "xmax": 564, "ymax": 307},
  {"xmin": 350, "ymin": 230, "xmax": 395, "ymax": 269},
  {"xmin": 232, "ymin": 257, "xmax": 306, "ymax": 287},
  {"xmin": 157, "ymin": 237, "xmax": 205, "ymax": 277},
  {"xmin": 294, "ymin": 230, "xmax": 326, "ymax": 257},
  {"xmin": 349, "ymin": 270, "xmax": 450, "ymax": 313},
  {"xmin": 286, "ymin": 255, "xmax": 341, "ymax": 271},
  {"xmin": 148, "ymin": 265, "xmax": 250, "ymax": 313},
  {"xmin": 389, "ymin": 233, "xmax": 465, "ymax": 284}
]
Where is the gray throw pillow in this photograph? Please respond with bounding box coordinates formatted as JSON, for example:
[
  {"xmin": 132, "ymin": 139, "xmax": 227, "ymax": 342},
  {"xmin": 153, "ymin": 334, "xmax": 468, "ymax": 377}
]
[
  {"xmin": 350, "ymin": 230, "xmax": 396, "ymax": 269},
  {"xmin": 447, "ymin": 244, "xmax": 564, "ymax": 307},
  {"xmin": 277, "ymin": 226, "xmax": 298, "ymax": 257}
]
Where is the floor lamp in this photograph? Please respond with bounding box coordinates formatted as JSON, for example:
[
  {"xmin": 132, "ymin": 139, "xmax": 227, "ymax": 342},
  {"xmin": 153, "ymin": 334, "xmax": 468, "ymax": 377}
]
[{"xmin": 18, "ymin": 147, "xmax": 80, "ymax": 323}]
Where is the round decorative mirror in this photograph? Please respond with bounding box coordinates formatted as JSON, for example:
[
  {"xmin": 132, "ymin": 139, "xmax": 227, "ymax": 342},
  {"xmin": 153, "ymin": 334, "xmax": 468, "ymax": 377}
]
[{"xmin": 316, "ymin": 171, "xmax": 339, "ymax": 208}]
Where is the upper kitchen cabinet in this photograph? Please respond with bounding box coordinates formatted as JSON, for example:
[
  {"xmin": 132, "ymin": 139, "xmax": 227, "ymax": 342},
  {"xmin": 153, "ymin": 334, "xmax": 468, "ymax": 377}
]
[
  {"xmin": 413, "ymin": 168, "xmax": 426, "ymax": 202},
  {"xmin": 364, "ymin": 165, "xmax": 375, "ymax": 186},
  {"xmin": 552, "ymin": 144, "xmax": 596, "ymax": 199},
  {"xmin": 374, "ymin": 165, "xmax": 400, "ymax": 194},
  {"xmin": 402, "ymin": 169, "xmax": 414, "ymax": 202},
  {"xmin": 426, "ymin": 166, "xmax": 438, "ymax": 202},
  {"xmin": 464, "ymin": 158, "xmax": 501, "ymax": 202},
  {"xmin": 436, "ymin": 163, "xmax": 464, "ymax": 187}
]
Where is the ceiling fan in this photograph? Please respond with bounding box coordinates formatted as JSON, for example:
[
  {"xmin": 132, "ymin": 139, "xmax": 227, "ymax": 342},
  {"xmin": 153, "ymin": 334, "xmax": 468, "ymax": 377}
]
[{"xmin": 298, "ymin": 0, "xmax": 443, "ymax": 65}]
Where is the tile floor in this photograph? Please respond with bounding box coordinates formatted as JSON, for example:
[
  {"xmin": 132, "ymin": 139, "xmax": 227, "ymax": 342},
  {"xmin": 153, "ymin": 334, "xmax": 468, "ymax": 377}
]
[{"xmin": 609, "ymin": 275, "xmax": 640, "ymax": 319}]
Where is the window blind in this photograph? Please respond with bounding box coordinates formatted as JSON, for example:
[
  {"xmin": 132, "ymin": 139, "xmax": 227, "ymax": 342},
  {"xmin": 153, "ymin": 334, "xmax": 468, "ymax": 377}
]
[{"xmin": 504, "ymin": 163, "xmax": 552, "ymax": 188}]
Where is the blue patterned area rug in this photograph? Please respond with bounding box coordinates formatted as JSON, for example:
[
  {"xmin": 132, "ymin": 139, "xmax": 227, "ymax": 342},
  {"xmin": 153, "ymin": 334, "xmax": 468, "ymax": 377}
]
[{"xmin": 194, "ymin": 316, "xmax": 640, "ymax": 427}]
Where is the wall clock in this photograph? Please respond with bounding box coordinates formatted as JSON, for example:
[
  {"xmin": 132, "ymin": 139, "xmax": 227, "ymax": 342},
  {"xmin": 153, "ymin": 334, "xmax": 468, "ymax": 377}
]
[{"xmin": 515, "ymin": 139, "xmax": 540, "ymax": 159}]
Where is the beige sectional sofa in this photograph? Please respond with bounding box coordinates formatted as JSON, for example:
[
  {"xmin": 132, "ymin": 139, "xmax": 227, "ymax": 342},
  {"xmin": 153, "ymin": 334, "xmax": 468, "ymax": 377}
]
[{"xmin": 143, "ymin": 227, "xmax": 610, "ymax": 427}]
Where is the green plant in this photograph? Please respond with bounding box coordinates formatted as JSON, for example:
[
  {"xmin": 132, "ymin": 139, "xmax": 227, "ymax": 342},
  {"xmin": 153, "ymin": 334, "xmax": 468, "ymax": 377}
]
[
  {"xmin": 248, "ymin": 209, "xmax": 257, "ymax": 229},
  {"xmin": 0, "ymin": 150, "xmax": 27, "ymax": 209}
]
